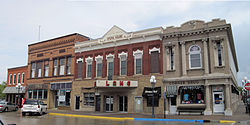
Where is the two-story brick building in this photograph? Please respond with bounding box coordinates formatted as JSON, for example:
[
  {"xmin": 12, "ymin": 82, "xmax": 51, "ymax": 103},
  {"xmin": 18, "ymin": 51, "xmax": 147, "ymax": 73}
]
[
  {"xmin": 3, "ymin": 66, "xmax": 27, "ymax": 106},
  {"xmin": 72, "ymin": 26, "xmax": 164, "ymax": 114},
  {"xmin": 26, "ymin": 33, "xmax": 89, "ymax": 110},
  {"xmin": 162, "ymin": 19, "xmax": 239, "ymax": 116}
]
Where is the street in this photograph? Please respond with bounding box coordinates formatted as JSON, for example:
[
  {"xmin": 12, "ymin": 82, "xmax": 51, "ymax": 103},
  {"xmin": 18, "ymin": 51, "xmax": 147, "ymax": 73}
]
[{"xmin": 0, "ymin": 111, "xmax": 248, "ymax": 125}]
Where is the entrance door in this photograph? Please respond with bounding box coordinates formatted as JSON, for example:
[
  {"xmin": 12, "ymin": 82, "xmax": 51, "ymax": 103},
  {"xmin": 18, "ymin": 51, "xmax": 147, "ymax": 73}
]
[
  {"xmin": 75, "ymin": 96, "xmax": 80, "ymax": 110},
  {"xmin": 213, "ymin": 92, "xmax": 224, "ymax": 113},
  {"xmin": 119, "ymin": 96, "xmax": 128, "ymax": 112},
  {"xmin": 134, "ymin": 97, "xmax": 143, "ymax": 113},
  {"xmin": 105, "ymin": 96, "xmax": 113, "ymax": 112},
  {"xmin": 95, "ymin": 95, "xmax": 101, "ymax": 111},
  {"xmin": 169, "ymin": 97, "xmax": 177, "ymax": 114},
  {"xmin": 54, "ymin": 91, "xmax": 58, "ymax": 108}
]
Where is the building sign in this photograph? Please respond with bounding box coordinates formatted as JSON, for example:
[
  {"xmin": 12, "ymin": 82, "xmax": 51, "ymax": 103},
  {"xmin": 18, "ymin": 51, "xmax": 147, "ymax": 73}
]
[
  {"xmin": 95, "ymin": 80, "xmax": 138, "ymax": 87},
  {"xmin": 142, "ymin": 87, "xmax": 161, "ymax": 97},
  {"xmin": 168, "ymin": 80, "xmax": 203, "ymax": 85},
  {"xmin": 59, "ymin": 96, "xmax": 65, "ymax": 102},
  {"xmin": 212, "ymin": 86, "xmax": 224, "ymax": 92}
]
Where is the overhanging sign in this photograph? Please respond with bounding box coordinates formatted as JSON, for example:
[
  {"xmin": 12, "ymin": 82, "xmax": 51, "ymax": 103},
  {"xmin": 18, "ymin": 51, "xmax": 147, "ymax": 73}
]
[{"xmin": 95, "ymin": 80, "xmax": 138, "ymax": 87}]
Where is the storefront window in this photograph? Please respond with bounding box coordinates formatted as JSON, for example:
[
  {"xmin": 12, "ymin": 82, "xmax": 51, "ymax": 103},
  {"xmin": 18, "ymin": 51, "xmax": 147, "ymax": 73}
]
[
  {"xmin": 33, "ymin": 90, "xmax": 37, "ymax": 99},
  {"xmin": 44, "ymin": 90, "xmax": 47, "ymax": 99},
  {"xmin": 180, "ymin": 86, "xmax": 204, "ymax": 104},
  {"xmin": 58, "ymin": 90, "xmax": 71, "ymax": 106},
  {"xmin": 38, "ymin": 90, "xmax": 43, "ymax": 99},
  {"xmin": 84, "ymin": 93, "xmax": 94, "ymax": 106},
  {"xmin": 28, "ymin": 91, "xmax": 32, "ymax": 99}
]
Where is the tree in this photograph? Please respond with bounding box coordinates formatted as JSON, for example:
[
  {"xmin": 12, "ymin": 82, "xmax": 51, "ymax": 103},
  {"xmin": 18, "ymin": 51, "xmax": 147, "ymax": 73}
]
[{"xmin": 0, "ymin": 81, "xmax": 6, "ymax": 100}]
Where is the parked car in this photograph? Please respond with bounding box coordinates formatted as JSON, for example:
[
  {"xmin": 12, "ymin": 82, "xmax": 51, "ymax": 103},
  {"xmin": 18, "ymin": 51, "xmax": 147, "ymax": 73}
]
[
  {"xmin": 21, "ymin": 99, "xmax": 47, "ymax": 116},
  {"xmin": 0, "ymin": 101, "xmax": 18, "ymax": 112},
  {"xmin": 246, "ymin": 98, "xmax": 250, "ymax": 113}
]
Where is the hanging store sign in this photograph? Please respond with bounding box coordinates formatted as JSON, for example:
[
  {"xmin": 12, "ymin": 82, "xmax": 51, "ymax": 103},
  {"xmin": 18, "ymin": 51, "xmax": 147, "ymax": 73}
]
[
  {"xmin": 95, "ymin": 80, "xmax": 138, "ymax": 87},
  {"xmin": 59, "ymin": 96, "xmax": 65, "ymax": 102}
]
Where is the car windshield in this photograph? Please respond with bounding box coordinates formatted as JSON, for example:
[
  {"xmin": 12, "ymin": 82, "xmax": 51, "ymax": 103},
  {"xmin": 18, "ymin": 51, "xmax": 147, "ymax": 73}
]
[
  {"xmin": 24, "ymin": 100, "xmax": 38, "ymax": 105},
  {"xmin": 0, "ymin": 101, "xmax": 5, "ymax": 104}
]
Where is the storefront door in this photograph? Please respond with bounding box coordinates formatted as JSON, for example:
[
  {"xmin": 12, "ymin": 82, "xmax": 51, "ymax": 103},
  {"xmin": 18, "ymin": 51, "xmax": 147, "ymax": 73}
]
[
  {"xmin": 169, "ymin": 97, "xmax": 177, "ymax": 114},
  {"xmin": 134, "ymin": 97, "xmax": 143, "ymax": 113},
  {"xmin": 119, "ymin": 96, "xmax": 128, "ymax": 112},
  {"xmin": 95, "ymin": 95, "xmax": 101, "ymax": 111},
  {"xmin": 54, "ymin": 91, "xmax": 58, "ymax": 108},
  {"xmin": 213, "ymin": 92, "xmax": 224, "ymax": 113},
  {"xmin": 105, "ymin": 96, "xmax": 113, "ymax": 112},
  {"xmin": 75, "ymin": 96, "xmax": 80, "ymax": 110}
]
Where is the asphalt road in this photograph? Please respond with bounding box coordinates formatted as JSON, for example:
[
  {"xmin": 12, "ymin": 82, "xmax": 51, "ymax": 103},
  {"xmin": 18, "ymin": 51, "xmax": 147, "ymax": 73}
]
[{"xmin": 0, "ymin": 111, "xmax": 247, "ymax": 125}]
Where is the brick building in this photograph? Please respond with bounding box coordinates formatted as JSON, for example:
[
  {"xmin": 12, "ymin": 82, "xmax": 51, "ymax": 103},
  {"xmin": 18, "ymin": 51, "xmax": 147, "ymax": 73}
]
[
  {"xmin": 3, "ymin": 66, "xmax": 27, "ymax": 106},
  {"xmin": 26, "ymin": 33, "xmax": 89, "ymax": 110},
  {"xmin": 72, "ymin": 26, "xmax": 164, "ymax": 114}
]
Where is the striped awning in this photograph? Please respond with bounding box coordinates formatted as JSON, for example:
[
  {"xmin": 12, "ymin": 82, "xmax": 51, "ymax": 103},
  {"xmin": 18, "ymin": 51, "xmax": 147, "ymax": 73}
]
[
  {"xmin": 166, "ymin": 86, "xmax": 177, "ymax": 97},
  {"xmin": 2, "ymin": 87, "xmax": 26, "ymax": 94}
]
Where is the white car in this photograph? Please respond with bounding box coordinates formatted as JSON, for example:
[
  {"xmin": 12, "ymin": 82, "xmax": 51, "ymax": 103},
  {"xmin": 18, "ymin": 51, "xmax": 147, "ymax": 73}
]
[{"xmin": 21, "ymin": 100, "xmax": 47, "ymax": 116}]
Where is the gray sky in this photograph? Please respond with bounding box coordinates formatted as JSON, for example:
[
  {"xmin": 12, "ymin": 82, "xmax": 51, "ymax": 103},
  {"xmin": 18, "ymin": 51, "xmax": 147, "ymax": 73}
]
[{"xmin": 0, "ymin": 0, "xmax": 250, "ymax": 86}]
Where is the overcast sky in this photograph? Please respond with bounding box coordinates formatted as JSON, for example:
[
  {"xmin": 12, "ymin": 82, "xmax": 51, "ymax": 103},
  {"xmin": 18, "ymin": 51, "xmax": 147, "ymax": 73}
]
[{"xmin": 0, "ymin": 0, "xmax": 250, "ymax": 86}]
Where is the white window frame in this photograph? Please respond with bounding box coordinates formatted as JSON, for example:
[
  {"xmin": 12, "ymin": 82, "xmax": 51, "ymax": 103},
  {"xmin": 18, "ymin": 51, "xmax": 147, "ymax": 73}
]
[
  {"xmin": 95, "ymin": 55, "xmax": 103, "ymax": 78},
  {"xmin": 17, "ymin": 73, "xmax": 20, "ymax": 83},
  {"xmin": 149, "ymin": 47, "xmax": 160, "ymax": 54},
  {"xmin": 106, "ymin": 53, "xmax": 114, "ymax": 77},
  {"xmin": 44, "ymin": 64, "xmax": 49, "ymax": 77},
  {"xmin": 59, "ymin": 58, "xmax": 65, "ymax": 76},
  {"xmin": 66, "ymin": 57, "xmax": 71, "ymax": 75},
  {"xmin": 85, "ymin": 56, "xmax": 93, "ymax": 78},
  {"xmin": 53, "ymin": 59, "xmax": 58, "ymax": 76},
  {"xmin": 21, "ymin": 72, "xmax": 25, "ymax": 84},
  {"xmin": 189, "ymin": 45, "xmax": 202, "ymax": 69},
  {"xmin": 9, "ymin": 74, "xmax": 12, "ymax": 85},
  {"xmin": 214, "ymin": 41, "xmax": 225, "ymax": 67},
  {"xmin": 13, "ymin": 74, "xmax": 16, "ymax": 85},
  {"xmin": 133, "ymin": 49, "xmax": 143, "ymax": 75},
  {"xmin": 31, "ymin": 63, "xmax": 35, "ymax": 78},
  {"xmin": 118, "ymin": 51, "xmax": 128, "ymax": 76},
  {"xmin": 166, "ymin": 46, "xmax": 175, "ymax": 71}
]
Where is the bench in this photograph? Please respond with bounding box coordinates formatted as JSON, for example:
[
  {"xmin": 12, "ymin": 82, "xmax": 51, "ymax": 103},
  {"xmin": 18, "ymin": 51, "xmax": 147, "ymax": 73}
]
[{"xmin": 177, "ymin": 108, "xmax": 204, "ymax": 115}]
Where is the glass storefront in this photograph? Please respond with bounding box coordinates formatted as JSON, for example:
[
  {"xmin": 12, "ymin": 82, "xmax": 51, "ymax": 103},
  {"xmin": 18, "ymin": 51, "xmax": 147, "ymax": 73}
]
[{"xmin": 179, "ymin": 86, "xmax": 204, "ymax": 104}]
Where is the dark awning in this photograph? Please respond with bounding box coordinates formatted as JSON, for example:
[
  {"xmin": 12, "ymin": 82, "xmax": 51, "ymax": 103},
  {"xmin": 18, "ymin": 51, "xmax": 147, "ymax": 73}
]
[
  {"xmin": 142, "ymin": 87, "xmax": 161, "ymax": 97},
  {"xmin": 166, "ymin": 86, "xmax": 177, "ymax": 97},
  {"xmin": 27, "ymin": 84, "xmax": 48, "ymax": 90}
]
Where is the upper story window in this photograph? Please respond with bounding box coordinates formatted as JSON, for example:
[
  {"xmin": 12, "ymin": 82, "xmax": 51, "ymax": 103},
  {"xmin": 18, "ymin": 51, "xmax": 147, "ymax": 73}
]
[
  {"xmin": 31, "ymin": 63, "xmax": 35, "ymax": 78},
  {"xmin": 149, "ymin": 47, "xmax": 160, "ymax": 73},
  {"xmin": 189, "ymin": 45, "xmax": 202, "ymax": 69},
  {"xmin": 118, "ymin": 52, "xmax": 128, "ymax": 76},
  {"xmin": 166, "ymin": 46, "xmax": 175, "ymax": 71},
  {"xmin": 214, "ymin": 41, "xmax": 224, "ymax": 67},
  {"xmin": 59, "ymin": 58, "xmax": 65, "ymax": 76},
  {"xmin": 133, "ymin": 49, "xmax": 143, "ymax": 75},
  {"xmin": 9, "ymin": 74, "xmax": 12, "ymax": 85},
  {"xmin": 17, "ymin": 73, "xmax": 20, "ymax": 83},
  {"xmin": 95, "ymin": 55, "xmax": 103, "ymax": 78},
  {"xmin": 36, "ymin": 62, "xmax": 42, "ymax": 78},
  {"xmin": 66, "ymin": 57, "xmax": 71, "ymax": 75},
  {"xmin": 53, "ymin": 59, "xmax": 58, "ymax": 76},
  {"xmin": 21, "ymin": 72, "xmax": 25, "ymax": 84},
  {"xmin": 44, "ymin": 60, "xmax": 49, "ymax": 77},
  {"xmin": 106, "ymin": 53, "xmax": 114, "ymax": 79},
  {"xmin": 76, "ymin": 58, "xmax": 83, "ymax": 79},
  {"xmin": 13, "ymin": 74, "xmax": 16, "ymax": 85},
  {"xmin": 85, "ymin": 56, "xmax": 93, "ymax": 78}
]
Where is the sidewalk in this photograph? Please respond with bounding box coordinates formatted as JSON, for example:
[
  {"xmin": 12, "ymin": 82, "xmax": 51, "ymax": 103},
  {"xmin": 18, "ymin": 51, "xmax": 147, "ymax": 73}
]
[{"xmin": 47, "ymin": 102, "xmax": 249, "ymax": 122}]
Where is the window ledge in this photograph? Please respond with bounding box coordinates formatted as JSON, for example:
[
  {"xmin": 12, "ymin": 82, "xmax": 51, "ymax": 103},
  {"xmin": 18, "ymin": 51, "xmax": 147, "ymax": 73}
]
[
  {"xmin": 187, "ymin": 68, "xmax": 204, "ymax": 71},
  {"xmin": 215, "ymin": 65, "xmax": 225, "ymax": 68},
  {"xmin": 166, "ymin": 70, "xmax": 176, "ymax": 72}
]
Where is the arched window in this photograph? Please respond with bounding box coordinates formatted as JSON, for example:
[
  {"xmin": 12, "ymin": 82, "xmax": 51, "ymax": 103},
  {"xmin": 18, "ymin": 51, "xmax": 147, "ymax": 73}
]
[{"xmin": 189, "ymin": 45, "xmax": 202, "ymax": 69}]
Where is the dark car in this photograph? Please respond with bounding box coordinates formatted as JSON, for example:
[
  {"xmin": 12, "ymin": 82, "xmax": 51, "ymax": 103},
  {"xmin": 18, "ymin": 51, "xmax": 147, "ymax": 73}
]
[{"xmin": 246, "ymin": 98, "xmax": 250, "ymax": 113}]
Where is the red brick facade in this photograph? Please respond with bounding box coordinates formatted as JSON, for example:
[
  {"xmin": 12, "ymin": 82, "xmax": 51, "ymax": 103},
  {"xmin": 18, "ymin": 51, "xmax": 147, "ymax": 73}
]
[
  {"xmin": 6, "ymin": 66, "xmax": 27, "ymax": 87},
  {"xmin": 75, "ymin": 40, "xmax": 163, "ymax": 79}
]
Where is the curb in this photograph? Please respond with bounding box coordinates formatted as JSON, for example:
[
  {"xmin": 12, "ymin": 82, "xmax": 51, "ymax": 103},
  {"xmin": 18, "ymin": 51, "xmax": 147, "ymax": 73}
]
[{"xmin": 48, "ymin": 113, "xmax": 236, "ymax": 123}]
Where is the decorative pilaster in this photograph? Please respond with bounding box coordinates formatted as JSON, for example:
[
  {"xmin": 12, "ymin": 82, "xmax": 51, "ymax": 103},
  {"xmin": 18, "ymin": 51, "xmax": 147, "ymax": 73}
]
[
  {"xmin": 225, "ymin": 84, "xmax": 232, "ymax": 116},
  {"xmin": 204, "ymin": 82, "xmax": 212, "ymax": 115},
  {"xmin": 203, "ymin": 38, "xmax": 209, "ymax": 74},
  {"xmin": 180, "ymin": 41, "xmax": 187, "ymax": 76}
]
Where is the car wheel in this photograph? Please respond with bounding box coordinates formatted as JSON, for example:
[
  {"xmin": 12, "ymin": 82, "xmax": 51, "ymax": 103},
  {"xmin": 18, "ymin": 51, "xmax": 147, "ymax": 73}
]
[
  {"xmin": 4, "ymin": 108, "xmax": 8, "ymax": 112},
  {"xmin": 22, "ymin": 112, "xmax": 26, "ymax": 116}
]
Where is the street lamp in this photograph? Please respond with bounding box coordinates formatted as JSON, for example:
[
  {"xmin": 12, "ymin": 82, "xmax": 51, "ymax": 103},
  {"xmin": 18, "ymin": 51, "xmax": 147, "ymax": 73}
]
[
  {"xmin": 150, "ymin": 75, "xmax": 156, "ymax": 118},
  {"xmin": 16, "ymin": 83, "xmax": 23, "ymax": 108}
]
